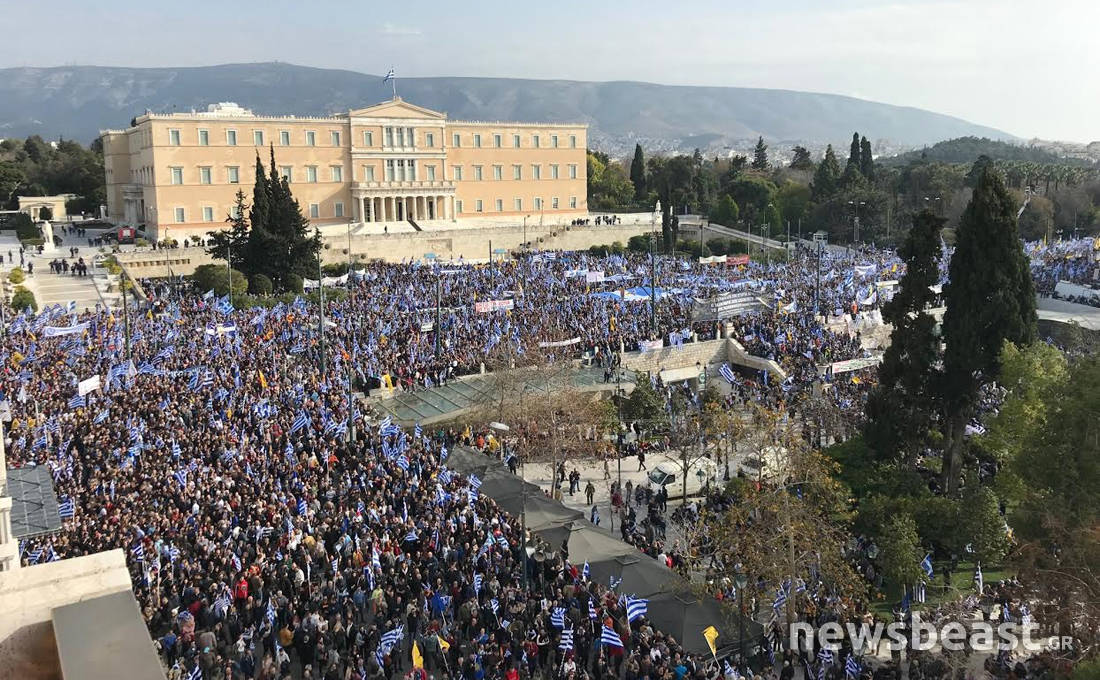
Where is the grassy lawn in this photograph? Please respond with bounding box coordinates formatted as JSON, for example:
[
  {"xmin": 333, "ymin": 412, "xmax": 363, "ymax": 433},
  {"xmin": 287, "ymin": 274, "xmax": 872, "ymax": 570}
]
[{"xmin": 869, "ymin": 561, "xmax": 1014, "ymax": 617}]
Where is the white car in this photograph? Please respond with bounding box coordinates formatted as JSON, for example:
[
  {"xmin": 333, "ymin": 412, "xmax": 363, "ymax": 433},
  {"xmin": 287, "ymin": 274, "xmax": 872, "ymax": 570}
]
[{"xmin": 647, "ymin": 458, "xmax": 717, "ymax": 499}]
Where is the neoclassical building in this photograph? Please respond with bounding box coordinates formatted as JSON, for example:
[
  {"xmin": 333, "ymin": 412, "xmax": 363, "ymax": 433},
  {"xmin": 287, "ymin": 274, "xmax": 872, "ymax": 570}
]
[{"xmin": 101, "ymin": 98, "xmax": 588, "ymax": 239}]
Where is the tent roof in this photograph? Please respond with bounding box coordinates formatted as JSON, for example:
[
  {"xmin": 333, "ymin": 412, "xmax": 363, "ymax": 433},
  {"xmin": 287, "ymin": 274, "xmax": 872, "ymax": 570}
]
[{"xmin": 647, "ymin": 589, "xmax": 766, "ymax": 657}]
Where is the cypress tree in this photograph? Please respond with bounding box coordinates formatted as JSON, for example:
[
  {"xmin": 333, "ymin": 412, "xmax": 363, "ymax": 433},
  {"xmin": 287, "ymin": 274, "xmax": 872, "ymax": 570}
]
[
  {"xmin": 864, "ymin": 210, "xmax": 944, "ymax": 466},
  {"xmin": 846, "ymin": 132, "xmax": 861, "ymax": 174},
  {"xmin": 940, "ymin": 163, "xmax": 1037, "ymax": 494},
  {"xmin": 751, "ymin": 136, "xmax": 768, "ymax": 170},
  {"xmin": 811, "ymin": 145, "xmax": 840, "ymax": 201},
  {"xmin": 630, "ymin": 144, "xmax": 646, "ymax": 201},
  {"xmin": 859, "ymin": 136, "xmax": 874, "ymax": 181}
]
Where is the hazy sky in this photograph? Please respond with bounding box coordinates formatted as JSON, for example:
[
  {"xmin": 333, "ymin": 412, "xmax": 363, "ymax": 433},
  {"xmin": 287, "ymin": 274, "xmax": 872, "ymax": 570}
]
[{"xmin": 3, "ymin": 0, "xmax": 1097, "ymax": 141}]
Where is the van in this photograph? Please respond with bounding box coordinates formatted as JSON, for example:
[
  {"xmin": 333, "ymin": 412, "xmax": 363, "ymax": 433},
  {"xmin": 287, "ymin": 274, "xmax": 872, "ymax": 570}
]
[{"xmin": 647, "ymin": 458, "xmax": 717, "ymax": 499}]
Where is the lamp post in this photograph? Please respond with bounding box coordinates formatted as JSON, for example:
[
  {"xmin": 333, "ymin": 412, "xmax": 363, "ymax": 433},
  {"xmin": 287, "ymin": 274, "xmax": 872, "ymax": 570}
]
[
  {"xmin": 847, "ymin": 200, "xmax": 866, "ymax": 246},
  {"xmin": 735, "ymin": 564, "xmax": 748, "ymax": 673}
]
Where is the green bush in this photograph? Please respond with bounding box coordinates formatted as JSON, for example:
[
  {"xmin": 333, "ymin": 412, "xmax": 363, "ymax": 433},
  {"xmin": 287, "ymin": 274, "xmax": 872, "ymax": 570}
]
[
  {"xmin": 8, "ymin": 268, "xmax": 25, "ymax": 284},
  {"xmin": 11, "ymin": 286, "xmax": 36, "ymax": 312},
  {"xmin": 135, "ymin": 237, "xmax": 150, "ymax": 247},
  {"xmin": 192, "ymin": 264, "xmax": 248, "ymax": 296},
  {"xmin": 322, "ymin": 262, "xmax": 349, "ymax": 277},
  {"xmin": 7, "ymin": 213, "xmax": 41, "ymax": 241},
  {"xmin": 627, "ymin": 234, "xmax": 653, "ymax": 253},
  {"xmin": 250, "ymin": 273, "xmax": 273, "ymax": 295},
  {"xmin": 284, "ymin": 273, "xmax": 304, "ymax": 294}
]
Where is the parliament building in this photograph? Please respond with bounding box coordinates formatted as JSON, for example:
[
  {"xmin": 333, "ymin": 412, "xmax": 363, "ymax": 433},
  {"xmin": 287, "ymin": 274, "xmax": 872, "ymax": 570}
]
[{"xmin": 100, "ymin": 98, "xmax": 588, "ymax": 240}]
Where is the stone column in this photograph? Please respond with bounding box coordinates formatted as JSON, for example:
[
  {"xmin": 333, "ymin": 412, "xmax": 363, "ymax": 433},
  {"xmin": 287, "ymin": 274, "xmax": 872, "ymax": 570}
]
[{"xmin": 450, "ymin": 195, "xmax": 457, "ymax": 221}]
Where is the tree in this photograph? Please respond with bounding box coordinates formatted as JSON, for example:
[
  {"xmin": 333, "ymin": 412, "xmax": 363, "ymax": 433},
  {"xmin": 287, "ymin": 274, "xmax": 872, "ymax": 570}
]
[
  {"xmin": 588, "ymin": 152, "xmax": 636, "ymax": 210},
  {"xmin": 751, "ymin": 136, "xmax": 768, "ymax": 171},
  {"xmin": 776, "ymin": 182, "xmax": 811, "ymax": 226},
  {"xmin": 206, "ymin": 190, "xmax": 251, "ymax": 264},
  {"xmin": 789, "ymin": 146, "xmax": 814, "ymax": 172},
  {"xmin": 1016, "ymin": 195, "xmax": 1054, "ymax": 241},
  {"xmin": 711, "ymin": 194, "xmax": 739, "ymax": 225},
  {"xmin": 960, "ymin": 485, "xmax": 1008, "ymax": 564},
  {"xmin": 940, "ymin": 163, "xmax": 1037, "ymax": 494},
  {"xmin": 630, "ymin": 144, "xmax": 646, "ymax": 201},
  {"xmin": 763, "ymin": 202, "xmax": 783, "ymax": 237},
  {"xmin": 623, "ymin": 375, "xmax": 665, "ymax": 425},
  {"xmin": 879, "ymin": 514, "xmax": 924, "ymax": 595},
  {"xmin": 864, "ymin": 210, "xmax": 944, "ymax": 466},
  {"xmin": 810, "ymin": 145, "xmax": 841, "ymax": 201},
  {"xmin": 727, "ymin": 175, "xmax": 777, "ymax": 224},
  {"xmin": 11, "ymin": 286, "xmax": 36, "ymax": 312},
  {"xmin": 193, "ymin": 264, "xmax": 248, "ymax": 296},
  {"xmin": 859, "ymin": 136, "xmax": 874, "ymax": 181}
]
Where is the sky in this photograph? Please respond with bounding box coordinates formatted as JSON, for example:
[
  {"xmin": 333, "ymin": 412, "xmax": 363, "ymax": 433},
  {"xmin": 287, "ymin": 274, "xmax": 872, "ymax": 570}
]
[{"xmin": 2, "ymin": 0, "xmax": 1097, "ymax": 142}]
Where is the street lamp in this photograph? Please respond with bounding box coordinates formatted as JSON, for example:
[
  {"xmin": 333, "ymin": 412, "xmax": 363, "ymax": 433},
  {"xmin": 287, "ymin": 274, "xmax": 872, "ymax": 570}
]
[
  {"xmin": 735, "ymin": 563, "xmax": 748, "ymax": 673},
  {"xmin": 847, "ymin": 200, "xmax": 866, "ymax": 245},
  {"xmin": 922, "ymin": 196, "xmax": 942, "ymax": 218}
]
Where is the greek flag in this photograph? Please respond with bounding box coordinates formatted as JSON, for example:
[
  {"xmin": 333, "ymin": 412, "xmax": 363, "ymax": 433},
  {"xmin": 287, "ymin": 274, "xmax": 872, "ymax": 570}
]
[
  {"xmin": 1020, "ymin": 604, "xmax": 1032, "ymax": 625},
  {"xmin": 297, "ymin": 498, "xmax": 308, "ymax": 516},
  {"xmin": 581, "ymin": 561, "xmax": 589, "ymax": 581},
  {"xmin": 289, "ymin": 411, "xmax": 309, "ymax": 435},
  {"xmin": 845, "ymin": 655, "xmax": 861, "ymax": 678},
  {"xmin": 559, "ymin": 627, "xmax": 574, "ymax": 651},
  {"xmin": 609, "ymin": 574, "xmax": 622, "ymax": 590},
  {"xmin": 719, "ymin": 363, "xmax": 736, "ymax": 384},
  {"xmin": 404, "ymin": 530, "xmax": 418, "ymax": 542},
  {"xmin": 589, "ymin": 600, "xmax": 598, "ymax": 619},
  {"xmin": 626, "ymin": 596, "xmax": 648, "ymax": 622},
  {"xmin": 58, "ymin": 496, "xmax": 75, "ymax": 519},
  {"xmin": 380, "ymin": 625, "xmax": 404, "ymax": 649},
  {"xmin": 383, "ymin": 68, "xmax": 395, "ymax": 82},
  {"xmin": 973, "ymin": 563, "xmax": 983, "ymax": 593},
  {"xmin": 285, "ymin": 441, "xmax": 296, "ymax": 465},
  {"xmin": 920, "ymin": 553, "xmax": 934, "ymax": 578},
  {"xmin": 489, "ymin": 598, "xmax": 499, "ymax": 614},
  {"xmin": 818, "ymin": 648, "xmax": 834, "ymax": 665},
  {"xmin": 550, "ymin": 606, "xmax": 566, "ymax": 628},
  {"xmin": 396, "ymin": 455, "xmax": 410, "ymax": 471},
  {"xmin": 231, "ymin": 553, "xmax": 242, "ymax": 572},
  {"xmin": 214, "ymin": 589, "xmax": 231, "ymax": 615},
  {"xmin": 214, "ymin": 295, "xmax": 234, "ymax": 315},
  {"xmin": 68, "ymin": 393, "xmax": 85, "ymax": 409},
  {"xmin": 188, "ymin": 664, "xmax": 203, "ymax": 680},
  {"xmin": 468, "ymin": 474, "xmax": 482, "ymax": 491},
  {"xmin": 600, "ymin": 625, "xmax": 623, "ymax": 648},
  {"xmin": 377, "ymin": 416, "xmax": 393, "ymax": 432},
  {"xmin": 414, "ymin": 423, "xmax": 422, "ymax": 438},
  {"xmin": 171, "ymin": 439, "xmax": 182, "ymax": 458},
  {"xmin": 266, "ymin": 598, "xmax": 277, "ymax": 626},
  {"xmin": 168, "ymin": 545, "xmax": 181, "ymax": 562},
  {"xmin": 473, "ymin": 573, "xmax": 483, "ymax": 592},
  {"xmin": 131, "ymin": 542, "xmax": 145, "ymax": 562},
  {"xmin": 173, "ymin": 469, "xmax": 187, "ymax": 488},
  {"xmin": 773, "ymin": 588, "xmax": 787, "ymax": 610}
]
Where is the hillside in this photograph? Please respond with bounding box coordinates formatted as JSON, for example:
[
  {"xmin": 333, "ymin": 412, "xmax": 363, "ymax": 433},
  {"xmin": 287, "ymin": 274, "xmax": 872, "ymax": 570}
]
[
  {"xmin": 0, "ymin": 62, "xmax": 1015, "ymax": 151},
  {"xmin": 881, "ymin": 136, "xmax": 1092, "ymax": 167}
]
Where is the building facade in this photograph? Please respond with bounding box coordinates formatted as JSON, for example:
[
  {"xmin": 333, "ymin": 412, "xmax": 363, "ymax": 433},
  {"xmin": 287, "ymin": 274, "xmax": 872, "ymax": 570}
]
[{"xmin": 100, "ymin": 99, "xmax": 588, "ymax": 240}]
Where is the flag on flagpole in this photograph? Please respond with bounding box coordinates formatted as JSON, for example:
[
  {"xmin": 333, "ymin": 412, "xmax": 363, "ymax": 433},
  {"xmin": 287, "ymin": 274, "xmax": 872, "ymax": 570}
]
[
  {"xmin": 600, "ymin": 625, "xmax": 624, "ymax": 648},
  {"xmin": 702, "ymin": 625, "xmax": 719, "ymax": 660},
  {"xmin": 920, "ymin": 553, "xmax": 934, "ymax": 578},
  {"xmin": 626, "ymin": 596, "xmax": 648, "ymax": 622},
  {"xmin": 412, "ymin": 641, "xmax": 424, "ymax": 669}
]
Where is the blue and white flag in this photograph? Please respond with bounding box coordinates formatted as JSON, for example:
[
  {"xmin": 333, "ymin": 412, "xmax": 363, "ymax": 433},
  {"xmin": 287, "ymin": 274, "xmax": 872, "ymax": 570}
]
[
  {"xmin": 58, "ymin": 496, "xmax": 75, "ymax": 519},
  {"xmin": 68, "ymin": 393, "xmax": 85, "ymax": 409},
  {"xmin": 845, "ymin": 655, "xmax": 861, "ymax": 678},
  {"xmin": 920, "ymin": 553, "xmax": 934, "ymax": 578},
  {"xmin": 550, "ymin": 607, "xmax": 566, "ymax": 628},
  {"xmin": 600, "ymin": 625, "xmax": 623, "ymax": 648},
  {"xmin": 626, "ymin": 596, "xmax": 648, "ymax": 622},
  {"xmin": 559, "ymin": 627, "xmax": 574, "ymax": 651},
  {"xmin": 131, "ymin": 542, "xmax": 145, "ymax": 562},
  {"xmin": 719, "ymin": 363, "xmax": 736, "ymax": 384},
  {"xmin": 581, "ymin": 561, "xmax": 590, "ymax": 581},
  {"xmin": 297, "ymin": 498, "xmax": 308, "ymax": 516},
  {"xmin": 383, "ymin": 68, "xmax": 395, "ymax": 83},
  {"xmin": 289, "ymin": 411, "xmax": 309, "ymax": 435}
]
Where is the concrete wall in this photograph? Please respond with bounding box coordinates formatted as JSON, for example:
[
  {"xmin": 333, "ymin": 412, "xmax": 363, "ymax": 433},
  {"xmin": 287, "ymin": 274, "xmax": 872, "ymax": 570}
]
[{"xmin": 620, "ymin": 338, "xmax": 728, "ymax": 374}]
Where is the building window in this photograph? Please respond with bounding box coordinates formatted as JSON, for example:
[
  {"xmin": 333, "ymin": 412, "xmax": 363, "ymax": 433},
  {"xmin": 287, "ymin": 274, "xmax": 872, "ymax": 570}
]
[
  {"xmin": 305, "ymin": 131, "xmax": 316, "ymax": 146},
  {"xmin": 408, "ymin": 160, "xmax": 417, "ymax": 181},
  {"xmin": 254, "ymin": 130, "xmax": 264, "ymax": 146},
  {"xmin": 456, "ymin": 200, "xmax": 463, "ymax": 214},
  {"xmin": 493, "ymin": 165, "xmax": 502, "ymax": 181},
  {"xmin": 453, "ymin": 165, "xmax": 463, "ymax": 181},
  {"xmin": 473, "ymin": 166, "xmax": 483, "ymax": 181},
  {"xmin": 170, "ymin": 167, "xmax": 183, "ymax": 185},
  {"xmin": 331, "ymin": 131, "xmax": 341, "ymax": 146},
  {"xmin": 534, "ymin": 197, "xmax": 543, "ymax": 210},
  {"xmin": 334, "ymin": 202, "xmax": 344, "ymax": 218},
  {"xmin": 406, "ymin": 127, "xmax": 414, "ymax": 148},
  {"xmin": 475, "ymin": 199, "xmax": 483, "ymax": 213},
  {"xmin": 202, "ymin": 206, "xmax": 214, "ymax": 222},
  {"xmin": 199, "ymin": 166, "xmax": 212, "ymax": 185},
  {"xmin": 386, "ymin": 160, "xmax": 395, "ymax": 182},
  {"xmin": 552, "ymin": 135, "xmax": 559, "ymax": 148},
  {"xmin": 532, "ymin": 164, "xmax": 541, "ymax": 180},
  {"xmin": 309, "ymin": 203, "xmax": 320, "ymax": 219},
  {"xmin": 513, "ymin": 134, "xmax": 521, "ymax": 148},
  {"xmin": 513, "ymin": 165, "xmax": 522, "ymax": 180},
  {"xmin": 304, "ymin": 166, "xmax": 316, "ymax": 183},
  {"xmin": 280, "ymin": 166, "xmax": 292, "ymax": 182},
  {"xmin": 569, "ymin": 164, "xmax": 578, "ymax": 179},
  {"xmin": 227, "ymin": 166, "xmax": 240, "ymax": 184},
  {"xmin": 174, "ymin": 207, "xmax": 185, "ymax": 222},
  {"xmin": 331, "ymin": 166, "xmax": 343, "ymax": 182},
  {"xmin": 396, "ymin": 159, "xmax": 405, "ymax": 182},
  {"xmin": 570, "ymin": 135, "xmax": 577, "ymax": 148},
  {"xmin": 364, "ymin": 165, "xmax": 375, "ymax": 182},
  {"xmin": 425, "ymin": 132, "xmax": 434, "ymax": 147},
  {"xmin": 198, "ymin": 129, "xmax": 209, "ymax": 146},
  {"xmin": 473, "ymin": 134, "xmax": 482, "ymax": 148},
  {"xmin": 364, "ymin": 131, "xmax": 374, "ymax": 146},
  {"xmin": 552, "ymin": 197, "xmax": 560, "ymax": 209},
  {"xmin": 533, "ymin": 135, "xmax": 540, "ymax": 148},
  {"xmin": 169, "ymin": 129, "xmax": 181, "ymax": 146},
  {"xmin": 551, "ymin": 164, "xmax": 559, "ymax": 179},
  {"xmin": 514, "ymin": 198, "xmax": 523, "ymax": 211},
  {"xmin": 495, "ymin": 199, "xmax": 503, "ymax": 212},
  {"xmin": 570, "ymin": 196, "xmax": 577, "ymax": 209},
  {"xmin": 397, "ymin": 128, "xmax": 406, "ymax": 147},
  {"xmin": 385, "ymin": 128, "xmax": 394, "ymax": 147},
  {"xmin": 226, "ymin": 130, "xmax": 238, "ymax": 146},
  {"xmin": 280, "ymin": 130, "xmax": 290, "ymax": 146},
  {"xmin": 426, "ymin": 165, "xmax": 436, "ymax": 181},
  {"xmin": 452, "ymin": 133, "xmax": 460, "ymax": 147},
  {"xmin": 493, "ymin": 134, "xmax": 502, "ymax": 148}
]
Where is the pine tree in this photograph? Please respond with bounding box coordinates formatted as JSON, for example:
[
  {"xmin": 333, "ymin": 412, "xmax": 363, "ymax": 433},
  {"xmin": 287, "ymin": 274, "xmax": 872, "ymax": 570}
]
[
  {"xmin": 940, "ymin": 163, "xmax": 1037, "ymax": 494},
  {"xmin": 789, "ymin": 146, "xmax": 814, "ymax": 171},
  {"xmin": 864, "ymin": 210, "xmax": 944, "ymax": 466},
  {"xmin": 205, "ymin": 190, "xmax": 251, "ymax": 265},
  {"xmin": 810, "ymin": 145, "xmax": 841, "ymax": 201},
  {"xmin": 859, "ymin": 136, "xmax": 874, "ymax": 181},
  {"xmin": 630, "ymin": 144, "xmax": 646, "ymax": 201},
  {"xmin": 751, "ymin": 136, "xmax": 768, "ymax": 170},
  {"xmin": 847, "ymin": 132, "xmax": 861, "ymax": 174}
]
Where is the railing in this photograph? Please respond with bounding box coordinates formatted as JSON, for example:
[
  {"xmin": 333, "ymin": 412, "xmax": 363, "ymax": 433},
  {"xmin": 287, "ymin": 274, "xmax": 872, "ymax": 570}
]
[{"xmin": 353, "ymin": 180, "xmax": 456, "ymax": 190}]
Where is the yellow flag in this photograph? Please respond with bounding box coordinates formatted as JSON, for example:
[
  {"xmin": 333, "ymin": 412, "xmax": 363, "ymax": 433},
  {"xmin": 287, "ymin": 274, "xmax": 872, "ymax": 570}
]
[
  {"xmin": 437, "ymin": 635, "xmax": 450, "ymax": 651},
  {"xmin": 702, "ymin": 625, "xmax": 719, "ymax": 659},
  {"xmin": 851, "ymin": 376, "xmax": 862, "ymax": 385},
  {"xmin": 258, "ymin": 371, "xmax": 268, "ymax": 390},
  {"xmin": 412, "ymin": 641, "xmax": 424, "ymax": 669}
]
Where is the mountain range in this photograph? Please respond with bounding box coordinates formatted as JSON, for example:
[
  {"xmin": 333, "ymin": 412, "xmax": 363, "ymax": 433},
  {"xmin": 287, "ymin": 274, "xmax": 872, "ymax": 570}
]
[{"xmin": 0, "ymin": 62, "xmax": 1015, "ymax": 154}]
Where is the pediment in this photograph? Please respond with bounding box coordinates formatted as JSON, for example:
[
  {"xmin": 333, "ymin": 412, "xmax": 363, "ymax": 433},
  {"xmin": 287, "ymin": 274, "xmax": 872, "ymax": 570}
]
[{"xmin": 348, "ymin": 98, "xmax": 446, "ymax": 120}]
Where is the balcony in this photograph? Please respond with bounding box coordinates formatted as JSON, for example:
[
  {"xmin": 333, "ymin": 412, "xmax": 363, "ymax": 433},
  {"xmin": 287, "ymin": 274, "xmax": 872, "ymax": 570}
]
[{"xmin": 353, "ymin": 179, "xmax": 456, "ymax": 191}]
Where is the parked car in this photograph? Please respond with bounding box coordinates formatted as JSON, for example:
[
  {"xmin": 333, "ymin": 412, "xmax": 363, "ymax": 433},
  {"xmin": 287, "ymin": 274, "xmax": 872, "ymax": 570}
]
[{"xmin": 647, "ymin": 458, "xmax": 717, "ymax": 499}]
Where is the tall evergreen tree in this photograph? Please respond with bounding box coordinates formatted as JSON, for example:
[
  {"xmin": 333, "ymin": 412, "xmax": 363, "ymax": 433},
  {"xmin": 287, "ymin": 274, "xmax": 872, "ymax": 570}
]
[
  {"xmin": 810, "ymin": 145, "xmax": 841, "ymax": 201},
  {"xmin": 751, "ymin": 136, "xmax": 768, "ymax": 170},
  {"xmin": 205, "ymin": 190, "xmax": 251, "ymax": 264},
  {"xmin": 864, "ymin": 210, "xmax": 944, "ymax": 466},
  {"xmin": 940, "ymin": 163, "xmax": 1037, "ymax": 494},
  {"xmin": 847, "ymin": 132, "xmax": 861, "ymax": 174},
  {"xmin": 859, "ymin": 136, "xmax": 874, "ymax": 181},
  {"xmin": 630, "ymin": 144, "xmax": 646, "ymax": 201},
  {"xmin": 789, "ymin": 146, "xmax": 814, "ymax": 171}
]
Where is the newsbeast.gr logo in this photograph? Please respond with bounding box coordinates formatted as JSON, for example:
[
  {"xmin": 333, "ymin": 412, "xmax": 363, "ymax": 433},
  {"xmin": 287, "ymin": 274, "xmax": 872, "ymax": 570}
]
[{"xmin": 790, "ymin": 615, "xmax": 1074, "ymax": 654}]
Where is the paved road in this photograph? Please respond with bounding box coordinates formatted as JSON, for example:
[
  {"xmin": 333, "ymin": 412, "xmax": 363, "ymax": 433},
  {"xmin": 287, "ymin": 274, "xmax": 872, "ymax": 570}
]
[{"xmin": 1036, "ymin": 296, "xmax": 1100, "ymax": 331}]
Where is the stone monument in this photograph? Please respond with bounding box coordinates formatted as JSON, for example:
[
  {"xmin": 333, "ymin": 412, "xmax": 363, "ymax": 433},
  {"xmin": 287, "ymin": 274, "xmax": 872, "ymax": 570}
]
[{"xmin": 40, "ymin": 220, "xmax": 56, "ymax": 254}]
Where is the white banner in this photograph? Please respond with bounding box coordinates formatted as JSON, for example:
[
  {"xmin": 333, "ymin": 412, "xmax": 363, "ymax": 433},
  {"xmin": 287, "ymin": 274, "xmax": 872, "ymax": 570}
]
[
  {"xmin": 78, "ymin": 375, "xmax": 102, "ymax": 396},
  {"xmin": 537, "ymin": 337, "xmax": 582, "ymax": 348},
  {"xmin": 41, "ymin": 322, "xmax": 89, "ymax": 337},
  {"xmin": 474, "ymin": 299, "xmax": 515, "ymax": 313},
  {"xmin": 824, "ymin": 356, "xmax": 881, "ymax": 375},
  {"xmin": 585, "ymin": 270, "xmax": 605, "ymax": 283},
  {"xmin": 638, "ymin": 339, "xmax": 664, "ymax": 352}
]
